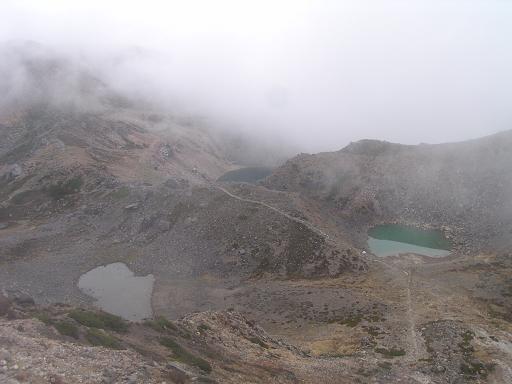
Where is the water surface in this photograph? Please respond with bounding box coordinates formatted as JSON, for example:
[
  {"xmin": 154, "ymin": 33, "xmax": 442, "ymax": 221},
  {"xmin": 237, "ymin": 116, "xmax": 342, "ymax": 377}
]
[
  {"xmin": 78, "ymin": 262, "xmax": 154, "ymax": 321},
  {"xmin": 368, "ymin": 224, "xmax": 451, "ymax": 257}
]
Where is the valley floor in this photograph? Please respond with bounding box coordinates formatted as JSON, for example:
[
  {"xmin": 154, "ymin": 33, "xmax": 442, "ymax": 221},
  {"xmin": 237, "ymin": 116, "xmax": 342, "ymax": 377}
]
[{"xmin": 0, "ymin": 183, "xmax": 511, "ymax": 383}]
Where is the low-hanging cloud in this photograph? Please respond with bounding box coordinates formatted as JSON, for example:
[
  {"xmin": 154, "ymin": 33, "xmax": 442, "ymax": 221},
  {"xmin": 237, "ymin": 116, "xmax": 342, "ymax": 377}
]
[{"xmin": 1, "ymin": 0, "xmax": 512, "ymax": 152}]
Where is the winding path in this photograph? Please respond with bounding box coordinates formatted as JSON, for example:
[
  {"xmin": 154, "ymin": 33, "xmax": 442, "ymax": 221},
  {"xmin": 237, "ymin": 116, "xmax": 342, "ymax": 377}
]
[{"xmin": 214, "ymin": 185, "xmax": 329, "ymax": 239}]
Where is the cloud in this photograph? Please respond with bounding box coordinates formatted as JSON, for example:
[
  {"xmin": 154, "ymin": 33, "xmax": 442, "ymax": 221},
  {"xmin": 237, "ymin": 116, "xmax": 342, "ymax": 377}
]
[{"xmin": 1, "ymin": 0, "xmax": 512, "ymax": 151}]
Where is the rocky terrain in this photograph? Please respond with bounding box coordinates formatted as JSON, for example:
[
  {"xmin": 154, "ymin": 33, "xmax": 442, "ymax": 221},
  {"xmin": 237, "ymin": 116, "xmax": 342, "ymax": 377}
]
[
  {"xmin": 0, "ymin": 46, "xmax": 511, "ymax": 383},
  {"xmin": 264, "ymin": 135, "xmax": 512, "ymax": 253}
]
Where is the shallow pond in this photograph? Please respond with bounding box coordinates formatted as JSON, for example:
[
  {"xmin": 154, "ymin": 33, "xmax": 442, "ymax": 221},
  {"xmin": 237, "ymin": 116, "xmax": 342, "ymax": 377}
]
[
  {"xmin": 78, "ymin": 262, "xmax": 154, "ymax": 321},
  {"xmin": 368, "ymin": 224, "xmax": 451, "ymax": 257}
]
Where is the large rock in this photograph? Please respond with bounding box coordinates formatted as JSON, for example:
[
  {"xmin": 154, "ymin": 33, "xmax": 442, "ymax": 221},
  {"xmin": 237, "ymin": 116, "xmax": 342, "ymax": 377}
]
[{"xmin": 8, "ymin": 291, "xmax": 35, "ymax": 307}]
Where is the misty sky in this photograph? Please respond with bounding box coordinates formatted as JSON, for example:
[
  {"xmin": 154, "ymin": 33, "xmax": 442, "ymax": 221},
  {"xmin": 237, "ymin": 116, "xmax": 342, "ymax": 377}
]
[{"xmin": 1, "ymin": 0, "xmax": 512, "ymax": 151}]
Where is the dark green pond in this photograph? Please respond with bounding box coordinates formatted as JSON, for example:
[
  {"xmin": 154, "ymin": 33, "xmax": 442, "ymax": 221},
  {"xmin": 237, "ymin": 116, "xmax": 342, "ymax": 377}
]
[
  {"xmin": 368, "ymin": 224, "xmax": 451, "ymax": 257},
  {"xmin": 218, "ymin": 167, "xmax": 273, "ymax": 183}
]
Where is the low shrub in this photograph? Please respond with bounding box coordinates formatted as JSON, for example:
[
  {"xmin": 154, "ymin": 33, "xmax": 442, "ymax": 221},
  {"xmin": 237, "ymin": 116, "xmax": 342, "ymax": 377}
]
[
  {"xmin": 375, "ymin": 347, "xmax": 406, "ymax": 358},
  {"xmin": 159, "ymin": 337, "xmax": 212, "ymax": 373},
  {"xmin": 85, "ymin": 328, "xmax": 123, "ymax": 349},
  {"xmin": 68, "ymin": 310, "xmax": 128, "ymax": 333},
  {"xmin": 144, "ymin": 316, "xmax": 178, "ymax": 333},
  {"xmin": 54, "ymin": 321, "xmax": 79, "ymax": 339},
  {"xmin": 47, "ymin": 176, "xmax": 83, "ymax": 200},
  {"xmin": 34, "ymin": 312, "xmax": 53, "ymax": 325}
]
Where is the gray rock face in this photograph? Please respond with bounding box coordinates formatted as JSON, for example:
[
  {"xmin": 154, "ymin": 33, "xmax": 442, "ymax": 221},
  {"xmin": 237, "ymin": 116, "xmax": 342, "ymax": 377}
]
[{"xmin": 7, "ymin": 291, "xmax": 35, "ymax": 307}]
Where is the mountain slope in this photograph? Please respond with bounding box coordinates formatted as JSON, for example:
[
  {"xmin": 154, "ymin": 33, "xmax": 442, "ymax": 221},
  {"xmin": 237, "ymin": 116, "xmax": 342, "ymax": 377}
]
[
  {"xmin": 264, "ymin": 131, "xmax": 512, "ymax": 252},
  {"xmin": 1, "ymin": 43, "xmax": 511, "ymax": 384}
]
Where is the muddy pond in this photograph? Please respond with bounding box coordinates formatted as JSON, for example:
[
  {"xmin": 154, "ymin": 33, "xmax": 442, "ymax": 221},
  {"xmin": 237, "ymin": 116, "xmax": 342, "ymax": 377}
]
[
  {"xmin": 78, "ymin": 263, "xmax": 154, "ymax": 321},
  {"xmin": 368, "ymin": 224, "xmax": 451, "ymax": 257}
]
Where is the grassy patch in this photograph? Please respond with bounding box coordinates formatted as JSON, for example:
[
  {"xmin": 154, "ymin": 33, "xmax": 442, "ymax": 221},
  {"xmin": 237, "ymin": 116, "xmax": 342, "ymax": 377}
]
[
  {"xmin": 159, "ymin": 337, "xmax": 212, "ymax": 373},
  {"xmin": 197, "ymin": 323, "xmax": 210, "ymax": 333},
  {"xmin": 457, "ymin": 329, "xmax": 494, "ymax": 377},
  {"xmin": 34, "ymin": 312, "xmax": 53, "ymax": 325},
  {"xmin": 47, "ymin": 176, "xmax": 83, "ymax": 200},
  {"xmin": 54, "ymin": 321, "xmax": 79, "ymax": 339},
  {"xmin": 339, "ymin": 314, "xmax": 363, "ymax": 327},
  {"xmin": 460, "ymin": 361, "xmax": 494, "ymax": 377},
  {"xmin": 144, "ymin": 316, "xmax": 178, "ymax": 333},
  {"xmin": 418, "ymin": 357, "xmax": 433, "ymax": 363},
  {"xmin": 86, "ymin": 328, "xmax": 123, "ymax": 349},
  {"xmin": 68, "ymin": 310, "xmax": 128, "ymax": 333},
  {"xmin": 319, "ymin": 352, "xmax": 349, "ymax": 358},
  {"xmin": 458, "ymin": 330, "xmax": 475, "ymax": 355},
  {"xmin": 332, "ymin": 310, "xmax": 384, "ymax": 328},
  {"xmin": 375, "ymin": 347, "xmax": 406, "ymax": 358}
]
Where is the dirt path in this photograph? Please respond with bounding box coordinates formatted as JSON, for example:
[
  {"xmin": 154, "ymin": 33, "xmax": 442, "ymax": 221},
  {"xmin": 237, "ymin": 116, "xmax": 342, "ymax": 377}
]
[
  {"xmin": 405, "ymin": 268, "xmax": 421, "ymax": 361},
  {"xmin": 214, "ymin": 185, "xmax": 330, "ymax": 239},
  {"xmin": 371, "ymin": 256, "xmax": 424, "ymax": 363}
]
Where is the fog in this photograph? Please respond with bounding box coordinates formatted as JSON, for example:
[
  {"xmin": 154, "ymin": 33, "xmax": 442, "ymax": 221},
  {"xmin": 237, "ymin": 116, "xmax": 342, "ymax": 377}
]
[{"xmin": 1, "ymin": 0, "xmax": 512, "ymax": 152}]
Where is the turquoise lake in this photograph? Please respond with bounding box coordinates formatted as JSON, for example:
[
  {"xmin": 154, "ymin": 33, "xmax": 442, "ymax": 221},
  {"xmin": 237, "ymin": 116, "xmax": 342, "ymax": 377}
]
[{"xmin": 368, "ymin": 224, "xmax": 451, "ymax": 257}]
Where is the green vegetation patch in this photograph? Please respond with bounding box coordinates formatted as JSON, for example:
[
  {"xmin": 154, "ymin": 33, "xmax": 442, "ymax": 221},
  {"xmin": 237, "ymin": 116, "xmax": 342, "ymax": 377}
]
[
  {"xmin": 47, "ymin": 176, "xmax": 83, "ymax": 200},
  {"xmin": 68, "ymin": 309, "xmax": 128, "ymax": 333},
  {"xmin": 197, "ymin": 323, "xmax": 210, "ymax": 333},
  {"xmin": 54, "ymin": 320, "xmax": 79, "ymax": 339},
  {"xmin": 457, "ymin": 330, "xmax": 494, "ymax": 377},
  {"xmin": 144, "ymin": 316, "xmax": 178, "ymax": 333},
  {"xmin": 460, "ymin": 361, "xmax": 494, "ymax": 378},
  {"xmin": 458, "ymin": 330, "xmax": 475, "ymax": 354},
  {"xmin": 375, "ymin": 347, "xmax": 406, "ymax": 358},
  {"xmin": 333, "ymin": 313, "xmax": 364, "ymax": 327},
  {"xmin": 330, "ymin": 309, "xmax": 384, "ymax": 328},
  {"xmin": 86, "ymin": 328, "xmax": 123, "ymax": 349},
  {"xmin": 159, "ymin": 337, "xmax": 212, "ymax": 373},
  {"xmin": 34, "ymin": 311, "xmax": 53, "ymax": 325}
]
